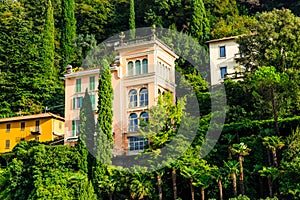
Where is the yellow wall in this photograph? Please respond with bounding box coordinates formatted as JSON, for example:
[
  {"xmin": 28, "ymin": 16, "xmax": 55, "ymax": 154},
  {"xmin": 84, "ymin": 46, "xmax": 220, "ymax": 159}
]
[{"xmin": 0, "ymin": 117, "xmax": 64, "ymax": 153}]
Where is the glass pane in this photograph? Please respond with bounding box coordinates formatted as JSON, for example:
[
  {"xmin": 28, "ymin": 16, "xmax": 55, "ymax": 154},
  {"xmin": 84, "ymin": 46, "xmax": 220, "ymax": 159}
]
[
  {"xmin": 142, "ymin": 59, "xmax": 148, "ymax": 74},
  {"xmin": 135, "ymin": 60, "xmax": 141, "ymax": 75},
  {"xmin": 128, "ymin": 62, "xmax": 133, "ymax": 76}
]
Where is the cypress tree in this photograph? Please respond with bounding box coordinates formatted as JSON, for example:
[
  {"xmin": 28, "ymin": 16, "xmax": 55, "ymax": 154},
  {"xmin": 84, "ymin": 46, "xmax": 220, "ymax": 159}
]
[
  {"xmin": 96, "ymin": 61, "xmax": 113, "ymax": 164},
  {"xmin": 189, "ymin": 0, "xmax": 210, "ymax": 44},
  {"xmin": 61, "ymin": 0, "xmax": 76, "ymax": 69},
  {"xmin": 78, "ymin": 89, "xmax": 95, "ymax": 173},
  {"xmin": 42, "ymin": 0, "xmax": 55, "ymax": 78},
  {"xmin": 129, "ymin": 0, "xmax": 136, "ymax": 39}
]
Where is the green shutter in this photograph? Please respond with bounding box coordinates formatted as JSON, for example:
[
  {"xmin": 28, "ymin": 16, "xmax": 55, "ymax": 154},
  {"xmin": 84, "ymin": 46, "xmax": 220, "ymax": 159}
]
[
  {"xmin": 72, "ymin": 120, "xmax": 75, "ymax": 136},
  {"xmin": 89, "ymin": 76, "xmax": 95, "ymax": 91},
  {"xmin": 72, "ymin": 97, "xmax": 76, "ymax": 109},
  {"xmin": 90, "ymin": 94, "xmax": 95, "ymax": 110}
]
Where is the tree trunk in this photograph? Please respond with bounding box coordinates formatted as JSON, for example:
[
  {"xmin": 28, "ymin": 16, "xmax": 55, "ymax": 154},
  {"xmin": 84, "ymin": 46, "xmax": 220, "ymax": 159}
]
[
  {"xmin": 157, "ymin": 174, "xmax": 163, "ymax": 200},
  {"xmin": 190, "ymin": 178, "xmax": 195, "ymax": 200},
  {"xmin": 218, "ymin": 179, "xmax": 223, "ymax": 200},
  {"xmin": 271, "ymin": 88, "xmax": 280, "ymax": 136},
  {"xmin": 272, "ymin": 149, "xmax": 278, "ymax": 167},
  {"xmin": 268, "ymin": 177, "xmax": 273, "ymax": 198},
  {"xmin": 109, "ymin": 192, "xmax": 113, "ymax": 200},
  {"xmin": 172, "ymin": 168, "xmax": 177, "ymax": 200},
  {"xmin": 201, "ymin": 189, "xmax": 205, "ymax": 200},
  {"xmin": 267, "ymin": 149, "xmax": 272, "ymax": 166},
  {"xmin": 238, "ymin": 155, "xmax": 245, "ymax": 195},
  {"xmin": 231, "ymin": 172, "xmax": 237, "ymax": 197},
  {"xmin": 228, "ymin": 144, "xmax": 232, "ymax": 160},
  {"xmin": 259, "ymin": 176, "xmax": 264, "ymax": 197}
]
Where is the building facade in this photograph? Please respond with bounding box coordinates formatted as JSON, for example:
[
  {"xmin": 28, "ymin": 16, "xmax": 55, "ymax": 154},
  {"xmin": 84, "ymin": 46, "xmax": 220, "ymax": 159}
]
[
  {"xmin": 64, "ymin": 35, "xmax": 178, "ymax": 155},
  {"xmin": 0, "ymin": 113, "xmax": 64, "ymax": 153},
  {"xmin": 206, "ymin": 36, "xmax": 244, "ymax": 86}
]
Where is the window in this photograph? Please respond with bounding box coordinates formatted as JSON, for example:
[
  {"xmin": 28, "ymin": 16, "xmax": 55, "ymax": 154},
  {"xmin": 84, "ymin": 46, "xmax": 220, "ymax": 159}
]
[
  {"xmin": 140, "ymin": 112, "xmax": 149, "ymax": 125},
  {"xmin": 76, "ymin": 79, "xmax": 81, "ymax": 93},
  {"xmin": 21, "ymin": 122, "xmax": 25, "ymax": 131},
  {"xmin": 135, "ymin": 60, "xmax": 141, "ymax": 75},
  {"xmin": 142, "ymin": 59, "xmax": 148, "ymax": 74},
  {"xmin": 6, "ymin": 124, "xmax": 10, "ymax": 132},
  {"xmin": 129, "ymin": 113, "xmax": 138, "ymax": 132},
  {"xmin": 72, "ymin": 120, "xmax": 80, "ymax": 136},
  {"xmin": 73, "ymin": 97, "xmax": 83, "ymax": 109},
  {"xmin": 89, "ymin": 76, "xmax": 95, "ymax": 91},
  {"xmin": 128, "ymin": 61, "xmax": 134, "ymax": 76},
  {"xmin": 5, "ymin": 140, "xmax": 10, "ymax": 149},
  {"xmin": 128, "ymin": 89, "xmax": 138, "ymax": 108},
  {"xmin": 90, "ymin": 94, "xmax": 96, "ymax": 110},
  {"xmin": 139, "ymin": 88, "xmax": 148, "ymax": 107},
  {"xmin": 220, "ymin": 67, "xmax": 227, "ymax": 79},
  {"xmin": 129, "ymin": 136, "xmax": 148, "ymax": 151},
  {"xmin": 35, "ymin": 120, "xmax": 40, "ymax": 132},
  {"xmin": 128, "ymin": 59, "xmax": 148, "ymax": 76},
  {"xmin": 220, "ymin": 46, "xmax": 226, "ymax": 58}
]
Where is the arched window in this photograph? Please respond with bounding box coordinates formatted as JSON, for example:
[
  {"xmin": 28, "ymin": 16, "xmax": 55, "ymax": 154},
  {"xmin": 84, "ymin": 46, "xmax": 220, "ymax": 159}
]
[
  {"xmin": 128, "ymin": 61, "xmax": 133, "ymax": 76},
  {"xmin": 129, "ymin": 113, "xmax": 138, "ymax": 132},
  {"xmin": 142, "ymin": 59, "xmax": 148, "ymax": 74},
  {"xmin": 135, "ymin": 60, "xmax": 141, "ymax": 75},
  {"xmin": 139, "ymin": 88, "xmax": 148, "ymax": 107},
  {"xmin": 140, "ymin": 112, "xmax": 149, "ymax": 124},
  {"xmin": 128, "ymin": 89, "xmax": 137, "ymax": 108}
]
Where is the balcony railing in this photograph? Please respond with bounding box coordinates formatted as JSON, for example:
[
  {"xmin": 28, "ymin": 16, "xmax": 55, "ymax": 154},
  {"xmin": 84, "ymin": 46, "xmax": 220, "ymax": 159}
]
[{"xmin": 30, "ymin": 127, "xmax": 41, "ymax": 135}]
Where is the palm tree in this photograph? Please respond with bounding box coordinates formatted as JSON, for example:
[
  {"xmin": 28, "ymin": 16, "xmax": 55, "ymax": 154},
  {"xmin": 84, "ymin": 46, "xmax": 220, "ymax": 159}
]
[
  {"xmin": 231, "ymin": 142, "xmax": 251, "ymax": 195},
  {"xmin": 258, "ymin": 166, "xmax": 279, "ymax": 198},
  {"xmin": 129, "ymin": 166, "xmax": 153, "ymax": 200},
  {"xmin": 262, "ymin": 136, "xmax": 284, "ymax": 167},
  {"xmin": 224, "ymin": 160, "xmax": 239, "ymax": 197}
]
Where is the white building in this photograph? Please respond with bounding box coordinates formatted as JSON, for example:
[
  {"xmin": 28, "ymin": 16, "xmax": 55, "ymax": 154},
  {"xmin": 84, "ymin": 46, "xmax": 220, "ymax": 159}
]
[{"xmin": 206, "ymin": 35, "xmax": 244, "ymax": 86}]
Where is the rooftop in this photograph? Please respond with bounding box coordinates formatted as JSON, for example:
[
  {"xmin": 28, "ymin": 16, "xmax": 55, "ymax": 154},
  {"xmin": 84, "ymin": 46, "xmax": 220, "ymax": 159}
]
[{"xmin": 0, "ymin": 112, "xmax": 64, "ymax": 123}]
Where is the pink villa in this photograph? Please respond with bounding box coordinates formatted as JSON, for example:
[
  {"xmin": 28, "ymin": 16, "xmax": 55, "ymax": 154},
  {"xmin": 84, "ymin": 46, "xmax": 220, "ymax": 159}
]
[{"xmin": 64, "ymin": 34, "xmax": 178, "ymax": 156}]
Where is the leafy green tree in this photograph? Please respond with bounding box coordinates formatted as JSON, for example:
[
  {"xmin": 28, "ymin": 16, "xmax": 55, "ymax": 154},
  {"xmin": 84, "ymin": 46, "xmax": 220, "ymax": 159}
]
[
  {"xmin": 129, "ymin": 166, "xmax": 153, "ymax": 200},
  {"xmin": 262, "ymin": 136, "xmax": 284, "ymax": 167},
  {"xmin": 250, "ymin": 66, "xmax": 289, "ymax": 135},
  {"xmin": 236, "ymin": 8, "xmax": 300, "ymax": 72},
  {"xmin": 210, "ymin": 15, "xmax": 257, "ymax": 39},
  {"xmin": 258, "ymin": 166, "xmax": 279, "ymax": 198},
  {"xmin": 189, "ymin": 0, "xmax": 210, "ymax": 44},
  {"xmin": 75, "ymin": 0, "xmax": 113, "ymax": 42},
  {"xmin": 41, "ymin": 0, "xmax": 56, "ymax": 79},
  {"xmin": 279, "ymin": 127, "xmax": 300, "ymax": 198},
  {"xmin": 231, "ymin": 142, "xmax": 251, "ymax": 196},
  {"xmin": 61, "ymin": 0, "xmax": 76, "ymax": 69},
  {"xmin": 129, "ymin": 0, "xmax": 136, "ymax": 39},
  {"xmin": 224, "ymin": 160, "xmax": 239, "ymax": 197},
  {"xmin": 78, "ymin": 89, "xmax": 96, "ymax": 174}
]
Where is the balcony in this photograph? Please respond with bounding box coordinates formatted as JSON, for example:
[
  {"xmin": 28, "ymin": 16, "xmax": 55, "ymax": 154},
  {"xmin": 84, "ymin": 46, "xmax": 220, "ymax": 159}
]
[{"xmin": 30, "ymin": 127, "xmax": 41, "ymax": 135}]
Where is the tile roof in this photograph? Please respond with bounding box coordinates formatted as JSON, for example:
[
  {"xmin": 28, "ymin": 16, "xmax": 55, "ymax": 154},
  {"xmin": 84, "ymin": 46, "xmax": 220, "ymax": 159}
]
[{"xmin": 0, "ymin": 112, "xmax": 64, "ymax": 123}]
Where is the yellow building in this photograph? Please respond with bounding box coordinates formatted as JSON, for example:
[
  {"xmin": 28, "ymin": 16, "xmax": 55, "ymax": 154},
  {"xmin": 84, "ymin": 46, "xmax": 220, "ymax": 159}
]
[{"xmin": 0, "ymin": 112, "xmax": 64, "ymax": 153}]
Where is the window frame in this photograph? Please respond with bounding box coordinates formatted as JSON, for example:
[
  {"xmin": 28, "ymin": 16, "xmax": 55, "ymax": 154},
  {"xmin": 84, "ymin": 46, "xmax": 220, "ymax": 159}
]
[
  {"xmin": 220, "ymin": 66, "xmax": 227, "ymax": 79},
  {"xmin": 128, "ymin": 136, "xmax": 148, "ymax": 151},
  {"xmin": 21, "ymin": 121, "xmax": 25, "ymax": 131},
  {"xmin": 128, "ymin": 89, "xmax": 138, "ymax": 108},
  {"xmin": 89, "ymin": 76, "xmax": 95, "ymax": 91},
  {"xmin": 6, "ymin": 124, "xmax": 10, "ymax": 133},
  {"xmin": 128, "ymin": 113, "xmax": 138, "ymax": 132},
  {"xmin": 72, "ymin": 120, "xmax": 80, "ymax": 136},
  {"xmin": 139, "ymin": 88, "xmax": 148, "ymax": 107},
  {"xmin": 5, "ymin": 140, "xmax": 10, "ymax": 149},
  {"xmin": 219, "ymin": 46, "xmax": 226, "ymax": 58},
  {"xmin": 76, "ymin": 79, "xmax": 81, "ymax": 93}
]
